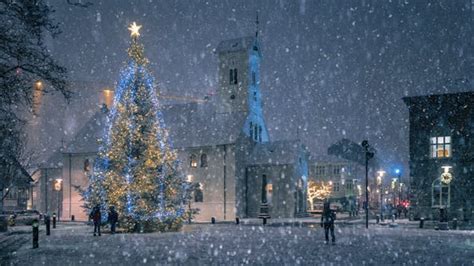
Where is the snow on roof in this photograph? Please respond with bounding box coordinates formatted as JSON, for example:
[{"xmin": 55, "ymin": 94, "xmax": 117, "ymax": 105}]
[
  {"xmin": 162, "ymin": 102, "xmax": 246, "ymax": 148},
  {"xmin": 65, "ymin": 101, "xmax": 246, "ymax": 153},
  {"xmin": 65, "ymin": 108, "xmax": 108, "ymax": 154}
]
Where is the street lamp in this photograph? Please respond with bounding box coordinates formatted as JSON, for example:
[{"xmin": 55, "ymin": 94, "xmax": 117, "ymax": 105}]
[
  {"xmin": 377, "ymin": 170, "xmax": 386, "ymax": 221},
  {"xmin": 395, "ymin": 169, "xmax": 401, "ymax": 205},
  {"xmin": 54, "ymin": 178, "xmax": 63, "ymax": 221},
  {"xmin": 361, "ymin": 140, "xmax": 375, "ymax": 229}
]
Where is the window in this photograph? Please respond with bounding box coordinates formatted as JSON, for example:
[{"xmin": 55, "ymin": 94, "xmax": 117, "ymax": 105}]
[
  {"xmin": 190, "ymin": 154, "xmax": 197, "ymax": 168},
  {"xmin": 229, "ymin": 68, "xmax": 238, "ymax": 84},
  {"xmin": 233, "ymin": 68, "xmax": 238, "ymax": 84},
  {"xmin": 266, "ymin": 183, "xmax": 273, "ymax": 204},
  {"xmin": 249, "ymin": 122, "xmax": 253, "ymax": 139},
  {"xmin": 258, "ymin": 126, "xmax": 262, "ymax": 142},
  {"xmin": 194, "ymin": 183, "xmax": 203, "ymax": 202},
  {"xmin": 315, "ymin": 166, "xmax": 325, "ymax": 176},
  {"xmin": 432, "ymin": 179, "xmax": 450, "ymax": 208},
  {"xmin": 333, "ymin": 166, "xmax": 340, "ymax": 175},
  {"xmin": 200, "ymin": 154, "xmax": 208, "ymax": 168},
  {"xmin": 252, "ymin": 71, "xmax": 256, "ymax": 85},
  {"xmin": 430, "ymin": 136, "xmax": 451, "ymax": 158},
  {"xmin": 261, "ymin": 175, "xmax": 268, "ymax": 203},
  {"xmin": 253, "ymin": 91, "xmax": 257, "ymax": 101},
  {"xmin": 254, "ymin": 124, "xmax": 258, "ymax": 141},
  {"xmin": 333, "ymin": 182, "xmax": 340, "ymax": 192}
]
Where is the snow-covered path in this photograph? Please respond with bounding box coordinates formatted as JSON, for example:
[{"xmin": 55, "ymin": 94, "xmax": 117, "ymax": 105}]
[{"xmin": 3, "ymin": 223, "xmax": 473, "ymax": 265}]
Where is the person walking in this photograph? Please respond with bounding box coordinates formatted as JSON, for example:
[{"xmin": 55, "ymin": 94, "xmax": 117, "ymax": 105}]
[
  {"xmin": 320, "ymin": 199, "xmax": 336, "ymax": 244},
  {"xmin": 108, "ymin": 206, "xmax": 118, "ymax": 234},
  {"xmin": 90, "ymin": 205, "xmax": 101, "ymax": 236}
]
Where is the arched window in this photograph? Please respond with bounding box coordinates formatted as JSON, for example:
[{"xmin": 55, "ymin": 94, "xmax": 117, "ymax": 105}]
[
  {"xmin": 200, "ymin": 154, "xmax": 208, "ymax": 167},
  {"xmin": 190, "ymin": 154, "xmax": 197, "ymax": 168},
  {"xmin": 432, "ymin": 179, "xmax": 450, "ymax": 208},
  {"xmin": 229, "ymin": 68, "xmax": 238, "ymax": 84},
  {"xmin": 254, "ymin": 124, "xmax": 258, "ymax": 141},
  {"xmin": 194, "ymin": 183, "xmax": 204, "ymax": 202}
]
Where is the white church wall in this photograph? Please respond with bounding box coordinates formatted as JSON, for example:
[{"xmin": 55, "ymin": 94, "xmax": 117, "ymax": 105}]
[
  {"xmin": 179, "ymin": 144, "xmax": 236, "ymax": 222},
  {"xmin": 246, "ymin": 165, "xmax": 296, "ymax": 218},
  {"xmin": 61, "ymin": 153, "xmax": 93, "ymax": 221}
]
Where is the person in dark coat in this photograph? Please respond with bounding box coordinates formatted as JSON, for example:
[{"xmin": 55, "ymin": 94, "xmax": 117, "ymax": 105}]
[
  {"xmin": 320, "ymin": 199, "xmax": 336, "ymax": 244},
  {"xmin": 108, "ymin": 206, "xmax": 118, "ymax": 234},
  {"xmin": 90, "ymin": 205, "xmax": 101, "ymax": 236}
]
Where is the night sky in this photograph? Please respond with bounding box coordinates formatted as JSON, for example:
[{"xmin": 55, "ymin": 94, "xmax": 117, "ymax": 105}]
[{"xmin": 47, "ymin": 0, "xmax": 473, "ymax": 176}]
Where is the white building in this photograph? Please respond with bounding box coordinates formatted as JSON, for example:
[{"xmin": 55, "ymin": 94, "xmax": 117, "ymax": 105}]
[{"xmin": 32, "ymin": 34, "xmax": 309, "ymax": 222}]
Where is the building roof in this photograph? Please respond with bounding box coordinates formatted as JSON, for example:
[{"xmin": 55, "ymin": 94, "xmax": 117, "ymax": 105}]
[
  {"xmin": 403, "ymin": 90, "xmax": 474, "ymax": 105},
  {"xmin": 65, "ymin": 107, "xmax": 108, "ymax": 154},
  {"xmin": 246, "ymin": 140, "xmax": 303, "ymax": 166},
  {"xmin": 65, "ymin": 101, "xmax": 247, "ymax": 153},
  {"xmin": 162, "ymin": 102, "xmax": 246, "ymax": 148},
  {"xmin": 308, "ymin": 154, "xmax": 355, "ymax": 165}
]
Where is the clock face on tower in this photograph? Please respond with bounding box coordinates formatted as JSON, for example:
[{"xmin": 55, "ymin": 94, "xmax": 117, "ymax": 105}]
[{"xmin": 440, "ymin": 172, "xmax": 453, "ymax": 184}]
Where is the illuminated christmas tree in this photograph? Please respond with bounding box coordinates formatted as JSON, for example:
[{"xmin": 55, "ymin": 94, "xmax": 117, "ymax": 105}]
[{"xmin": 82, "ymin": 22, "xmax": 191, "ymax": 232}]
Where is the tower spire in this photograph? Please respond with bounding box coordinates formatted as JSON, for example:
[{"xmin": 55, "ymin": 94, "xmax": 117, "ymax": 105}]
[{"xmin": 255, "ymin": 11, "xmax": 259, "ymax": 38}]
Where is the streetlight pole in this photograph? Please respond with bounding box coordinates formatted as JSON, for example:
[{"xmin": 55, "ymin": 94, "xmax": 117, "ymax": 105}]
[
  {"xmin": 396, "ymin": 169, "xmax": 401, "ymax": 205},
  {"xmin": 377, "ymin": 170, "xmax": 385, "ymax": 221},
  {"xmin": 361, "ymin": 140, "xmax": 374, "ymax": 229}
]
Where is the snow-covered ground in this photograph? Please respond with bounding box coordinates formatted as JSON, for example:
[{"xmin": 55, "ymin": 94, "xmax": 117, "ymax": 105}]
[{"xmin": 1, "ymin": 222, "xmax": 473, "ymax": 265}]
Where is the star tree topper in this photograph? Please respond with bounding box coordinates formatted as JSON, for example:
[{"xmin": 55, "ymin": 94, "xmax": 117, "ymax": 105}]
[{"xmin": 128, "ymin": 22, "xmax": 142, "ymax": 38}]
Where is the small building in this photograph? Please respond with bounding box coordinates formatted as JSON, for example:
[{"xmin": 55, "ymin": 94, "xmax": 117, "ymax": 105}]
[
  {"xmin": 308, "ymin": 156, "xmax": 363, "ymax": 212},
  {"xmin": 0, "ymin": 158, "xmax": 33, "ymax": 211},
  {"xmin": 403, "ymin": 91, "xmax": 474, "ymax": 221}
]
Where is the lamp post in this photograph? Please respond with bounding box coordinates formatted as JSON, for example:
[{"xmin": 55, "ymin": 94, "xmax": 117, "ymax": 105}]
[
  {"xmin": 54, "ymin": 179, "xmax": 62, "ymax": 221},
  {"xmin": 395, "ymin": 169, "xmax": 401, "ymax": 205},
  {"xmin": 361, "ymin": 140, "xmax": 375, "ymax": 229},
  {"xmin": 377, "ymin": 170, "xmax": 386, "ymax": 221}
]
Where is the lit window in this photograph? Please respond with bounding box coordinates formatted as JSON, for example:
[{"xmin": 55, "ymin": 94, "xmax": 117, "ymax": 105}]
[
  {"xmin": 266, "ymin": 183, "xmax": 273, "ymax": 204},
  {"xmin": 430, "ymin": 136, "xmax": 451, "ymax": 158},
  {"xmin": 200, "ymin": 154, "xmax": 208, "ymax": 168},
  {"xmin": 190, "ymin": 154, "xmax": 197, "ymax": 168}
]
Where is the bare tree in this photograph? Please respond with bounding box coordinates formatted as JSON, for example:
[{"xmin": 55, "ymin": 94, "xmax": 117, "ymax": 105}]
[
  {"xmin": 307, "ymin": 180, "xmax": 332, "ymax": 211},
  {"xmin": 0, "ymin": 0, "xmax": 69, "ymax": 212}
]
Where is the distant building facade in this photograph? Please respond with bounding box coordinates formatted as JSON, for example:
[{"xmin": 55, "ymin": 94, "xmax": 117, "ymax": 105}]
[
  {"xmin": 308, "ymin": 156, "xmax": 363, "ymax": 212},
  {"xmin": 403, "ymin": 91, "xmax": 474, "ymax": 221}
]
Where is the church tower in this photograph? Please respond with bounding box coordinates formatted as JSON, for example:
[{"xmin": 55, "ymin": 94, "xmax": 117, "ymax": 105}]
[{"xmin": 215, "ymin": 14, "xmax": 269, "ymax": 143}]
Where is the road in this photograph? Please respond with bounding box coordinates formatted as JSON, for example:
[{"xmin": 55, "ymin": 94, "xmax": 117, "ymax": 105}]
[{"xmin": 1, "ymin": 222, "xmax": 473, "ymax": 265}]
